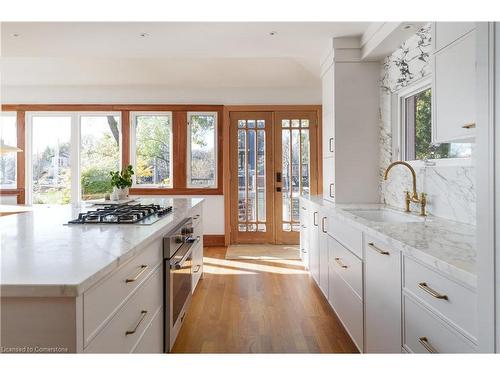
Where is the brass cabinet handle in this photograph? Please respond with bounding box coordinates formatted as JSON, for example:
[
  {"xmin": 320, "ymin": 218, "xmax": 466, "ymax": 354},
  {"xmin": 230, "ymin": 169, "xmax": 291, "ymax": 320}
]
[
  {"xmin": 335, "ymin": 257, "xmax": 348, "ymax": 269},
  {"xmin": 125, "ymin": 265, "xmax": 148, "ymax": 283},
  {"xmin": 193, "ymin": 214, "xmax": 200, "ymax": 219},
  {"xmin": 321, "ymin": 217, "xmax": 327, "ymax": 233},
  {"xmin": 313, "ymin": 212, "xmax": 319, "ymax": 226},
  {"xmin": 193, "ymin": 265, "xmax": 201, "ymax": 273},
  {"xmin": 301, "ymin": 206, "xmax": 306, "ymax": 210},
  {"xmin": 301, "ymin": 248, "xmax": 307, "ymax": 253},
  {"xmin": 125, "ymin": 310, "xmax": 148, "ymax": 335},
  {"xmin": 367, "ymin": 242, "xmax": 390, "ymax": 255},
  {"xmin": 418, "ymin": 282, "xmax": 448, "ymax": 300},
  {"xmin": 329, "ymin": 183, "xmax": 335, "ymax": 198},
  {"xmin": 462, "ymin": 123, "xmax": 476, "ymax": 129},
  {"xmin": 418, "ymin": 336, "xmax": 438, "ymax": 353},
  {"xmin": 329, "ymin": 138, "xmax": 334, "ymax": 153}
]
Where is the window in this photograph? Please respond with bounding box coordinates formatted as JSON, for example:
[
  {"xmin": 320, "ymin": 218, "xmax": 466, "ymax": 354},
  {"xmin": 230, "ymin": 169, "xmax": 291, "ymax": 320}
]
[
  {"xmin": 401, "ymin": 82, "xmax": 472, "ymax": 162},
  {"xmin": 131, "ymin": 112, "xmax": 173, "ymax": 187},
  {"xmin": 31, "ymin": 115, "xmax": 72, "ymax": 204},
  {"xmin": 0, "ymin": 113, "xmax": 17, "ymax": 188},
  {"xmin": 80, "ymin": 115, "xmax": 121, "ymax": 201},
  {"xmin": 27, "ymin": 112, "xmax": 122, "ymax": 205},
  {"xmin": 187, "ymin": 112, "xmax": 217, "ymax": 188}
]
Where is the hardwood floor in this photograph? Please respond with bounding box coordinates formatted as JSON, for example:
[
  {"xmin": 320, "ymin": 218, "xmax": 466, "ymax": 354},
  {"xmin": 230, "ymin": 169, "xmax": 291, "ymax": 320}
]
[{"xmin": 172, "ymin": 246, "xmax": 359, "ymax": 353}]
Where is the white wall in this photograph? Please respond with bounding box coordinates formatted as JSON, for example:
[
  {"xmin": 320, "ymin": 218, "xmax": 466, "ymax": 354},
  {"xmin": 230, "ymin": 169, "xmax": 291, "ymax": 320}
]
[{"xmin": 1, "ymin": 85, "xmax": 321, "ymax": 105}]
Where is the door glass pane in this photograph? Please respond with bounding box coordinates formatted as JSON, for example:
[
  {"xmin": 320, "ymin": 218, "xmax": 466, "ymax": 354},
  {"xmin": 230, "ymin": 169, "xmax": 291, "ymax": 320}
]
[
  {"xmin": 282, "ymin": 128, "xmax": 291, "ymax": 223},
  {"xmin": 247, "ymin": 130, "xmax": 256, "ymax": 222},
  {"xmin": 301, "ymin": 129, "xmax": 310, "ymax": 194},
  {"xmin": 257, "ymin": 130, "xmax": 266, "ymax": 222},
  {"xmin": 32, "ymin": 116, "xmax": 72, "ymax": 204},
  {"xmin": 0, "ymin": 114, "xmax": 17, "ymax": 188},
  {"xmin": 134, "ymin": 114, "xmax": 172, "ymax": 187},
  {"xmin": 80, "ymin": 115, "xmax": 120, "ymax": 201},
  {"xmin": 291, "ymin": 129, "xmax": 300, "ymax": 223},
  {"xmin": 237, "ymin": 130, "xmax": 247, "ymax": 226}
]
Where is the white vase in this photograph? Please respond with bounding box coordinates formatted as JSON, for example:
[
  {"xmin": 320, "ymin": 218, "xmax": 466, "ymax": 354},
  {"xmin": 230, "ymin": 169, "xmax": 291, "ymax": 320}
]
[{"xmin": 112, "ymin": 187, "xmax": 128, "ymax": 201}]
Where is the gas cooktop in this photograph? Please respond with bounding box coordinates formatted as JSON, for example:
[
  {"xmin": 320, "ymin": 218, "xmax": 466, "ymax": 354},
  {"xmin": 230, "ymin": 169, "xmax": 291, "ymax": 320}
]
[{"xmin": 67, "ymin": 203, "xmax": 172, "ymax": 225}]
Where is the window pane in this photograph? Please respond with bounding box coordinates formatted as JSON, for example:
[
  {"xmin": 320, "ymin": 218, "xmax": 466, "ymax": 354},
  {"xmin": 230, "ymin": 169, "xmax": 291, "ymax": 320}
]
[
  {"xmin": 406, "ymin": 88, "xmax": 472, "ymax": 160},
  {"xmin": 188, "ymin": 113, "xmax": 216, "ymax": 188},
  {"xmin": 32, "ymin": 116, "xmax": 72, "ymax": 204},
  {"xmin": 135, "ymin": 114, "xmax": 172, "ymax": 187},
  {"xmin": 0, "ymin": 114, "xmax": 17, "ymax": 187},
  {"xmin": 80, "ymin": 115, "xmax": 121, "ymax": 201}
]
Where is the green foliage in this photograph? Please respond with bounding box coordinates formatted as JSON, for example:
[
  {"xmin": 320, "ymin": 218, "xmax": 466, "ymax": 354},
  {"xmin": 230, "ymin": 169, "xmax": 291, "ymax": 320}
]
[
  {"xmin": 414, "ymin": 89, "xmax": 450, "ymax": 160},
  {"xmin": 81, "ymin": 167, "xmax": 113, "ymax": 197},
  {"xmin": 110, "ymin": 165, "xmax": 134, "ymax": 189}
]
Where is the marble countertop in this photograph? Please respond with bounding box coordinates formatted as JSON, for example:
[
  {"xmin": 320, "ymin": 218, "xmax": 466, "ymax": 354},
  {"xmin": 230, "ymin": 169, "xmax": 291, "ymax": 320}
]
[
  {"xmin": 0, "ymin": 198, "xmax": 203, "ymax": 297},
  {"xmin": 302, "ymin": 195, "xmax": 477, "ymax": 289}
]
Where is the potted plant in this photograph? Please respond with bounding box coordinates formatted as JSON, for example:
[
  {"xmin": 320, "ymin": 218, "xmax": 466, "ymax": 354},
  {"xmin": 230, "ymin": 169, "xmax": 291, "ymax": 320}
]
[{"xmin": 109, "ymin": 165, "xmax": 134, "ymax": 200}]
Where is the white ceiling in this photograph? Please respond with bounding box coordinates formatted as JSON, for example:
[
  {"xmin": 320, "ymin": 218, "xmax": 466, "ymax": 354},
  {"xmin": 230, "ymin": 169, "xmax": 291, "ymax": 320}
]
[{"xmin": 1, "ymin": 22, "xmax": 370, "ymax": 88}]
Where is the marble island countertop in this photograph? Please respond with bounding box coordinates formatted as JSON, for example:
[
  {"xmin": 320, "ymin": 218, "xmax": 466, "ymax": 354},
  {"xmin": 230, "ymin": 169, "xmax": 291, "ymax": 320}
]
[
  {"xmin": 302, "ymin": 195, "xmax": 476, "ymax": 289},
  {"xmin": 0, "ymin": 198, "xmax": 203, "ymax": 298}
]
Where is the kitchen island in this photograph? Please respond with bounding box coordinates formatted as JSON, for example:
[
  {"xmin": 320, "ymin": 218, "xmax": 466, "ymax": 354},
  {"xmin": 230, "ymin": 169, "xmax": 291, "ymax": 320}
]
[{"xmin": 0, "ymin": 197, "xmax": 204, "ymax": 353}]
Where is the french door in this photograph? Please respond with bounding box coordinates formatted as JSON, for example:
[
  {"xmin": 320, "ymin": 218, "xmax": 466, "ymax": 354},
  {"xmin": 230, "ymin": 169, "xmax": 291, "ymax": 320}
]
[{"xmin": 229, "ymin": 111, "xmax": 318, "ymax": 244}]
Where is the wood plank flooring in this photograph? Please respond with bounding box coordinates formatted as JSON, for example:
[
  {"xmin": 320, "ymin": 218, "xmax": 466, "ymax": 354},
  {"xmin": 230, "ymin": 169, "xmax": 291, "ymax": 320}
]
[{"xmin": 172, "ymin": 246, "xmax": 359, "ymax": 353}]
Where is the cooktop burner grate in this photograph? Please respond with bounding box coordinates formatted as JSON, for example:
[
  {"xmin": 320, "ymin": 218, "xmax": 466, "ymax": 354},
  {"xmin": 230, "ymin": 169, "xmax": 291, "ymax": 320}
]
[{"xmin": 68, "ymin": 204, "xmax": 172, "ymax": 225}]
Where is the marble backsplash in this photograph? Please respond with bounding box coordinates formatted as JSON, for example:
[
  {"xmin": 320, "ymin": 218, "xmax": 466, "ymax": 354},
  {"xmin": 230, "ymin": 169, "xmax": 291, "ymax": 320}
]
[{"xmin": 378, "ymin": 24, "xmax": 476, "ymax": 225}]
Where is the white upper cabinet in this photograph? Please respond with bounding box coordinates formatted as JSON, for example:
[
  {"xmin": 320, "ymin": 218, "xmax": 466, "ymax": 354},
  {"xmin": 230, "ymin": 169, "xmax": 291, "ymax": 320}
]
[
  {"xmin": 322, "ymin": 65, "xmax": 335, "ymax": 159},
  {"xmin": 433, "ymin": 22, "xmax": 475, "ymax": 52},
  {"xmin": 432, "ymin": 22, "xmax": 476, "ymax": 143}
]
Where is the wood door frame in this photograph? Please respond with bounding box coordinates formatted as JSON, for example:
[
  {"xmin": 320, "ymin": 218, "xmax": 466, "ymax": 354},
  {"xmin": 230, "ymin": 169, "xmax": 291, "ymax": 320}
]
[
  {"xmin": 224, "ymin": 105, "xmax": 322, "ymax": 246},
  {"xmin": 274, "ymin": 111, "xmax": 320, "ymax": 244}
]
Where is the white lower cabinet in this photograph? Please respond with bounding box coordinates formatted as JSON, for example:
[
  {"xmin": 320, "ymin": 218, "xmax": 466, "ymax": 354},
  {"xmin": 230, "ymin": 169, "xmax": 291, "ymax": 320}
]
[
  {"xmin": 364, "ymin": 236, "xmax": 402, "ymax": 353},
  {"xmin": 132, "ymin": 307, "xmax": 164, "ymax": 353},
  {"xmin": 309, "ymin": 207, "xmax": 320, "ymax": 285},
  {"xmin": 318, "ymin": 210, "xmax": 330, "ymax": 298},
  {"xmin": 403, "ymin": 295, "xmax": 476, "ymax": 353},
  {"xmin": 299, "ymin": 202, "xmax": 310, "ymax": 267}
]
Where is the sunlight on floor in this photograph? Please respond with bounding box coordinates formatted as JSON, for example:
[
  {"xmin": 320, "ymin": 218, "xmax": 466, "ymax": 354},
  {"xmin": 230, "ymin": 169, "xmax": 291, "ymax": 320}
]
[{"xmin": 203, "ymin": 256, "xmax": 308, "ymax": 275}]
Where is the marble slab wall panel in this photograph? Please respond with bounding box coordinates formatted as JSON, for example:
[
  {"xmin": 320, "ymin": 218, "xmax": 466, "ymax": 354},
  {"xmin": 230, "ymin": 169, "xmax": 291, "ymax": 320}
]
[{"xmin": 378, "ymin": 24, "xmax": 476, "ymax": 225}]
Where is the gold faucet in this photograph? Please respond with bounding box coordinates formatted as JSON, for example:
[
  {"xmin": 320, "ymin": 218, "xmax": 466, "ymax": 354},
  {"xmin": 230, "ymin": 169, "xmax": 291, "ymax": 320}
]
[{"xmin": 384, "ymin": 161, "xmax": 427, "ymax": 216}]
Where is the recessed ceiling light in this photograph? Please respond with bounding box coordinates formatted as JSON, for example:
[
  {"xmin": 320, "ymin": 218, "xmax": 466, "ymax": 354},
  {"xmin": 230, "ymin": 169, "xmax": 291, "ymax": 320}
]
[
  {"xmin": 269, "ymin": 31, "xmax": 278, "ymax": 36},
  {"xmin": 139, "ymin": 32, "xmax": 149, "ymax": 38},
  {"xmin": 11, "ymin": 33, "xmax": 20, "ymax": 38}
]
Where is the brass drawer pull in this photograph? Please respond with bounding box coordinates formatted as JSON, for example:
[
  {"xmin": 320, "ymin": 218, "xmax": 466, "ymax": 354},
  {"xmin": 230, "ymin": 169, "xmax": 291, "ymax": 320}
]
[
  {"xmin": 418, "ymin": 282, "xmax": 448, "ymax": 300},
  {"xmin": 335, "ymin": 257, "xmax": 348, "ymax": 269},
  {"xmin": 125, "ymin": 264, "xmax": 148, "ymax": 283},
  {"xmin": 193, "ymin": 214, "xmax": 200, "ymax": 219},
  {"xmin": 321, "ymin": 217, "xmax": 327, "ymax": 233},
  {"xmin": 368, "ymin": 242, "xmax": 390, "ymax": 255},
  {"xmin": 125, "ymin": 310, "xmax": 148, "ymax": 335},
  {"xmin": 418, "ymin": 336, "xmax": 438, "ymax": 353},
  {"xmin": 462, "ymin": 123, "xmax": 476, "ymax": 129},
  {"xmin": 193, "ymin": 265, "xmax": 201, "ymax": 273},
  {"xmin": 301, "ymin": 206, "xmax": 307, "ymax": 210},
  {"xmin": 301, "ymin": 248, "xmax": 307, "ymax": 253}
]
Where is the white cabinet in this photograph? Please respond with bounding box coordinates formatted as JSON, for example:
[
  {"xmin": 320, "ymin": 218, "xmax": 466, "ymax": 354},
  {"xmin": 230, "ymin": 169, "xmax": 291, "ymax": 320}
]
[
  {"xmin": 322, "ymin": 158, "xmax": 335, "ymax": 202},
  {"xmin": 308, "ymin": 206, "xmax": 320, "ymax": 285},
  {"xmin": 434, "ymin": 22, "xmax": 475, "ymax": 52},
  {"xmin": 299, "ymin": 202, "xmax": 310, "ymax": 267},
  {"xmin": 432, "ymin": 23, "xmax": 476, "ymax": 142},
  {"xmin": 322, "ymin": 65, "xmax": 335, "ymax": 159},
  {"xmin": 192, "ymin": 218, "xmax": 204, "ymax": 292},
  {"xmin": 364, "ymin": 236, "xmax": 402, "ymax": 353},
  {"xmin": 318, "ymin": 210, "xmax": 329, "ymax": 298}
]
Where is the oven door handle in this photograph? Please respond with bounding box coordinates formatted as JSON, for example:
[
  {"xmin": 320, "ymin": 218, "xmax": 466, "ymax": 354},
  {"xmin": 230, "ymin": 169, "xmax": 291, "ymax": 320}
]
[{"xmin": 171, "ymin": 243, "xmax": 193, "ymax": 270}]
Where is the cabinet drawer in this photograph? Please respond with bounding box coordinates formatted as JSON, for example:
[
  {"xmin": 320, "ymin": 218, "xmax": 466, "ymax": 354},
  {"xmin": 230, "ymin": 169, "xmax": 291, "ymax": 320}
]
[
  {"xmin": 434, "ymin": 22, "xmax": 475, "ymax": 52},
  {"xmin": 83, "ymin": 239, "xmax": 162, "ymax": 345},
  {"xmin": 191, "ymin": 204, "xmax": 203, "ymax": 228},
  {"xmin": 327, "ymin": 214, "xmax": 362, "ymax": 258},
  {"xmin": 85, "ymin": 266, "xmax": 163, "ymax": 353},
  {"xmin": 330, "ymin": 237, "xmax": 362, "ymax": 298},
  {"xmin": 331, "ymin": 268, "xmax": 363, "ymax": 352},
  {"xmin": 132, "ymin": 307, "xmax": 163, "ymax": 353},
  {"xmin": 403, "ymin": 295, "xmax": 476, "ymax": 353},
  {"xmin": 403, "ymin": 257, "xmax": 477, "ymax": 340}
]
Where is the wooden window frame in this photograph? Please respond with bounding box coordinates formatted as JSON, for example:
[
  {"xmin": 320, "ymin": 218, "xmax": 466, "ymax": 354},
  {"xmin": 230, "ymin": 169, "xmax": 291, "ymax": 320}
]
[{"xmin": 2, "ymin": 104, "xmax": 224, "ymax": 202}]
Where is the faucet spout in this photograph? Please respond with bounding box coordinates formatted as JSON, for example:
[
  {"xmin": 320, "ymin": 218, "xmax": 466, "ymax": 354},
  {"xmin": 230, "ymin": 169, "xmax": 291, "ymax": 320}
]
[{"xmin": 384, "ymin": 161, "xmax": 418, "ymax": 200}]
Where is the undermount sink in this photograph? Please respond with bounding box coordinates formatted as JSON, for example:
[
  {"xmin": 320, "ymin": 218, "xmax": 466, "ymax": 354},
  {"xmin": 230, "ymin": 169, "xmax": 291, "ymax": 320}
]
[{"xmin": 343, "ymin": 208, "xmax": 425, "ymax": 223}]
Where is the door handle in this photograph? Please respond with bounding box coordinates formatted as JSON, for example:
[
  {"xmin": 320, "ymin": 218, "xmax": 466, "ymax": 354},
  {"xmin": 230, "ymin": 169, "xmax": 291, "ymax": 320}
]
[
  {"xmin": 276, "ymin": 172, "xmax": 282, "ymax": 183},
  {"xmin": 329, "ymin": 138, "xmax": 334, "ymax": 153}
]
